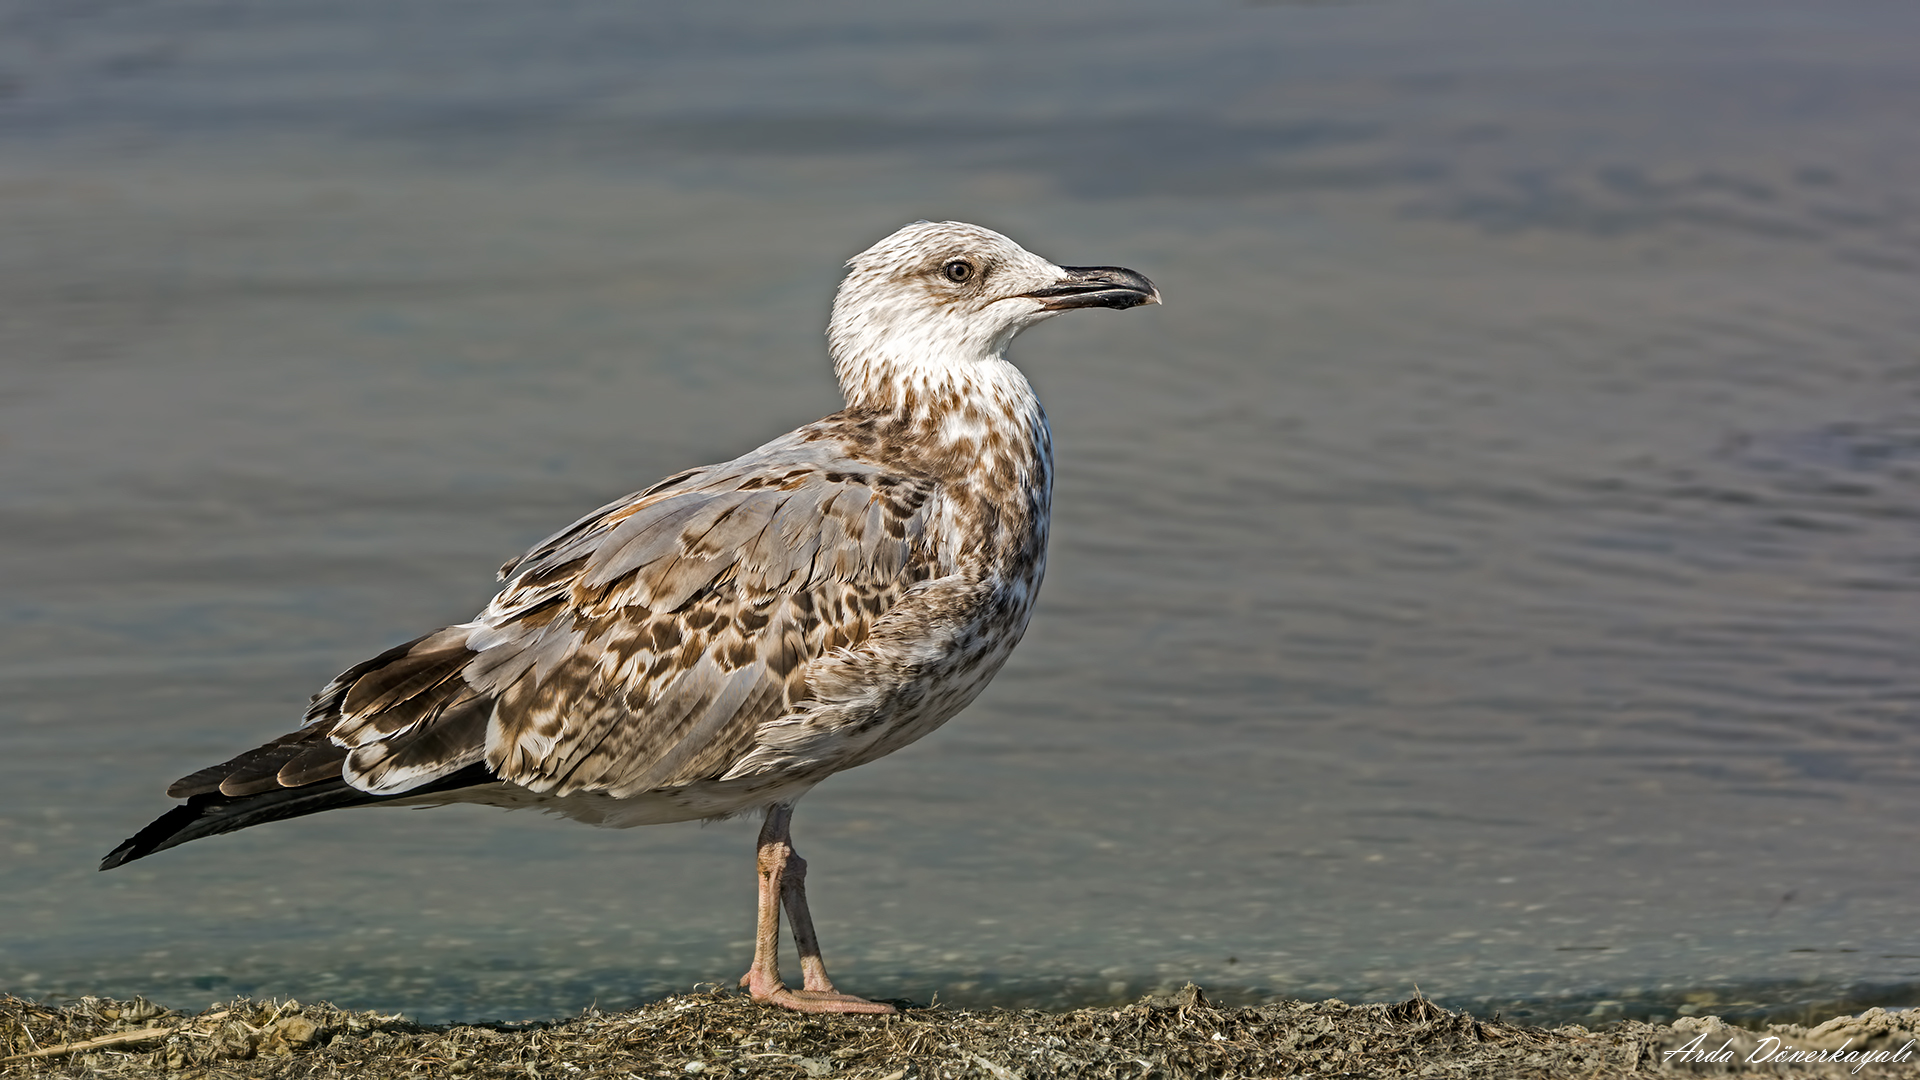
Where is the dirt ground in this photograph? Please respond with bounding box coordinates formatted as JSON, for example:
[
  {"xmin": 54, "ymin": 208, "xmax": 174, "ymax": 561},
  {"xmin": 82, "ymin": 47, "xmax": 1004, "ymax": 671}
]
[{"xmin": 4, "ymin": 985, "xmax": 1917, "ymax": 1079}]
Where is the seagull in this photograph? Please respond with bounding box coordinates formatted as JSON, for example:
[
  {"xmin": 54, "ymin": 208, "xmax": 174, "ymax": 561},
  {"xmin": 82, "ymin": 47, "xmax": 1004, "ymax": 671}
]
[{"xmin": 102, "ymin": 220, "xmax": 1159, "ymax": 1015}]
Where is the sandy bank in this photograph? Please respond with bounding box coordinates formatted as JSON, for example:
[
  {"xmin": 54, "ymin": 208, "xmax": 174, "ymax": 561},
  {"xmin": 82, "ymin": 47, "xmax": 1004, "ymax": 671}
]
[{"xmin": 4, "ymin": 986, "xmax": 1916, "ymax": 1078}]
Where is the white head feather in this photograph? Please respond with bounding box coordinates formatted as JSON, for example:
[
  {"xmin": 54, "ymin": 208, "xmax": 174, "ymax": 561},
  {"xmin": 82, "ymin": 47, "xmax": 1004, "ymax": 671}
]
[{"xmin": 827, "ymin": 221, "xmax": 1075, "ymax": 408}]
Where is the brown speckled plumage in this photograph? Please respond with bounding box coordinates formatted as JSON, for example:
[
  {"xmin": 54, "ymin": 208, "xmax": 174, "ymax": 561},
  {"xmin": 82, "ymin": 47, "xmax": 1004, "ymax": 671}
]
[{"xmin": 104, "ymin": 221, "xmax": 1159, "ymax": 1014}]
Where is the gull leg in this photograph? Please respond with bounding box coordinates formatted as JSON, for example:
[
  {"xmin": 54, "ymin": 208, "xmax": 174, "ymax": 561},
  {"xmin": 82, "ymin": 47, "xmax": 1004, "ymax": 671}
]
[
  {"xmin": 739, "ymin": 804, "xmax": 791, "ymax": 1004},
  {"xmin": 738, "ymin": 803, "xmax": 895, "ymax": 1015}
]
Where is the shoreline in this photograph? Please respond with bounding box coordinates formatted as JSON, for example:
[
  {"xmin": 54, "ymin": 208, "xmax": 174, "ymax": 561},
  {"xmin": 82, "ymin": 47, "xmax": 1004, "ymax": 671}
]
[{"xmin": 5, "ymin": 986, "xmax": 1917, "ymax": 1078}]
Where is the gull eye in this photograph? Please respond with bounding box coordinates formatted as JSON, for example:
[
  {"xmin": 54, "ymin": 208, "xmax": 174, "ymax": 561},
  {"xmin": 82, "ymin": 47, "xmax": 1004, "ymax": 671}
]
[{"xmin": 942, "ymin": 259, "xmax": 975, "ymax": 284}]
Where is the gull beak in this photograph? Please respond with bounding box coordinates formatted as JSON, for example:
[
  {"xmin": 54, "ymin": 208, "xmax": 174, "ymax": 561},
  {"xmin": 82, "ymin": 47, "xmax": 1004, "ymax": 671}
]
[{"xmin": 1022, "ymin": 265, "xmax": 1162, "ymax": 311}]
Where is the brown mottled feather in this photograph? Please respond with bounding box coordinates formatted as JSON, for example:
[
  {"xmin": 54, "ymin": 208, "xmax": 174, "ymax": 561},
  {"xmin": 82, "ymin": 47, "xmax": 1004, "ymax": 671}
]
[
  {"xmin": 460, "ymin": 455, "xmax": 939, "ymax": 799},
  {"xmin": 155, "ymin": 417, "xmax": 1011, "ymax": 812},
  {"xmin": 139, "ymin": 446, "xmax": 945, "ymax": 811}
]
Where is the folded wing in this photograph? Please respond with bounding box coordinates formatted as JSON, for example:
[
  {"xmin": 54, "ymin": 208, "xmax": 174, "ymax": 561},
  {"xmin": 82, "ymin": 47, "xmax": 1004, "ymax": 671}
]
[{"xmin": 172, "ymin": 438, "xmax": 942, "ymax": 810}]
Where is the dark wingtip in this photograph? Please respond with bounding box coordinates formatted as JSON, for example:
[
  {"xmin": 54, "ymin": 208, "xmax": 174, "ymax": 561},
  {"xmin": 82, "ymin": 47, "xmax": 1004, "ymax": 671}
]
[
  {"xmin": 100, "ymin": 761, "xmax": 497, "ymax": 871},
  {"xmin": 101, "ymin": 802, "xmax": 208, "ymax": 870}
]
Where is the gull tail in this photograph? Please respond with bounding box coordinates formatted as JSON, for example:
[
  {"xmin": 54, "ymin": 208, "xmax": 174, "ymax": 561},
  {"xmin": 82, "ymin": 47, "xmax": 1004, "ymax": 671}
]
[
  {"xmin": 100, "ymin": 762, "xmax": 494, "ymax": 870},
  {"xmin": 104, "ymin": 627, "xmax": 500, "ymax": 871}
]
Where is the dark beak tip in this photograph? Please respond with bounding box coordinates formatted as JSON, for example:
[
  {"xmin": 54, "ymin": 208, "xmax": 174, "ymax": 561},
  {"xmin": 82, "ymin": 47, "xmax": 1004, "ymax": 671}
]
[{"xmin": 1026, "ymin": 265, "xmax": 1162, "ymax": 312}]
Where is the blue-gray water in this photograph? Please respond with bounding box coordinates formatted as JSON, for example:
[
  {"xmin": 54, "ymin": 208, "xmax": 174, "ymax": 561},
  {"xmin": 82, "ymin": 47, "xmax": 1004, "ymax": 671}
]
[{"xmin": 3, "ymin": 0, "xmax": 1917, "ymax": 1027}]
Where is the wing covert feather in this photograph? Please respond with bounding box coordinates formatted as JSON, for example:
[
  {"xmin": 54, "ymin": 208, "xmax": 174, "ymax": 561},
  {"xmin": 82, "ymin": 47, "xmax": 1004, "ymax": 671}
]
[{"xmin": 456, "ymin": 450, "xmax": 940, "ymax": 798}]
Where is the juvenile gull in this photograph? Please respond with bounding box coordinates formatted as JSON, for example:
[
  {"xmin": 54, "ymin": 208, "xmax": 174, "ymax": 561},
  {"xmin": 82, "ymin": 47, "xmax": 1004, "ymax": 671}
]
[{"xmin": 103, "ymin": 221, "xmax": 1160, "ymax": 1015}]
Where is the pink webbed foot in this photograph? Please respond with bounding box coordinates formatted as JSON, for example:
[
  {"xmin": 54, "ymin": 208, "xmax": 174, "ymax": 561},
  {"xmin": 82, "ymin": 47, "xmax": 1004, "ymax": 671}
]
[{"xmin": 739, "ymin": 969, "xmax": 897, "ymax": 1015}]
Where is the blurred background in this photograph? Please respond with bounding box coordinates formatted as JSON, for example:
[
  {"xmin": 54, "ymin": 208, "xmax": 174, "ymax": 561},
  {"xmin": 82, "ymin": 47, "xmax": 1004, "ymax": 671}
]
[{"xmin": 3, "ymin": 0, "xmax": 1917, "ymax": 1027}]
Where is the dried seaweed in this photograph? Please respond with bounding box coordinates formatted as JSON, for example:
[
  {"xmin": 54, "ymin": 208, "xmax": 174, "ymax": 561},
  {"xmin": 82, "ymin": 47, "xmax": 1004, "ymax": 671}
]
[{"xmin": 3, "ymin": 983, "xmax": 1915, "ymax": 1078}]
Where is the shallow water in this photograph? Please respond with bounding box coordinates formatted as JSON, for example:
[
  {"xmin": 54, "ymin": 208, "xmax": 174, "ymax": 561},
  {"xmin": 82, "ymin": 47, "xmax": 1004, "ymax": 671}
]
[{"xmin": 3, "ymin": 0, "xmax": 1918, "ymax": 1026}]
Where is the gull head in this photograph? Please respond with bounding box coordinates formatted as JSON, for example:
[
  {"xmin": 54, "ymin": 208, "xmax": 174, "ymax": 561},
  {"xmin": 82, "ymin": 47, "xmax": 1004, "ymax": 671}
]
[{"xmin": 828, "ymin": 220, "xmax": 1159, "ymax": 406}]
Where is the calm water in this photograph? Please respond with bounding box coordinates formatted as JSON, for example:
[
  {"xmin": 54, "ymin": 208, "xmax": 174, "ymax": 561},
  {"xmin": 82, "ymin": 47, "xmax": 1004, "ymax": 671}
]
[{"xmin": 3, "ymin": 0, "xmax": 1918, "ymax": 1026}]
